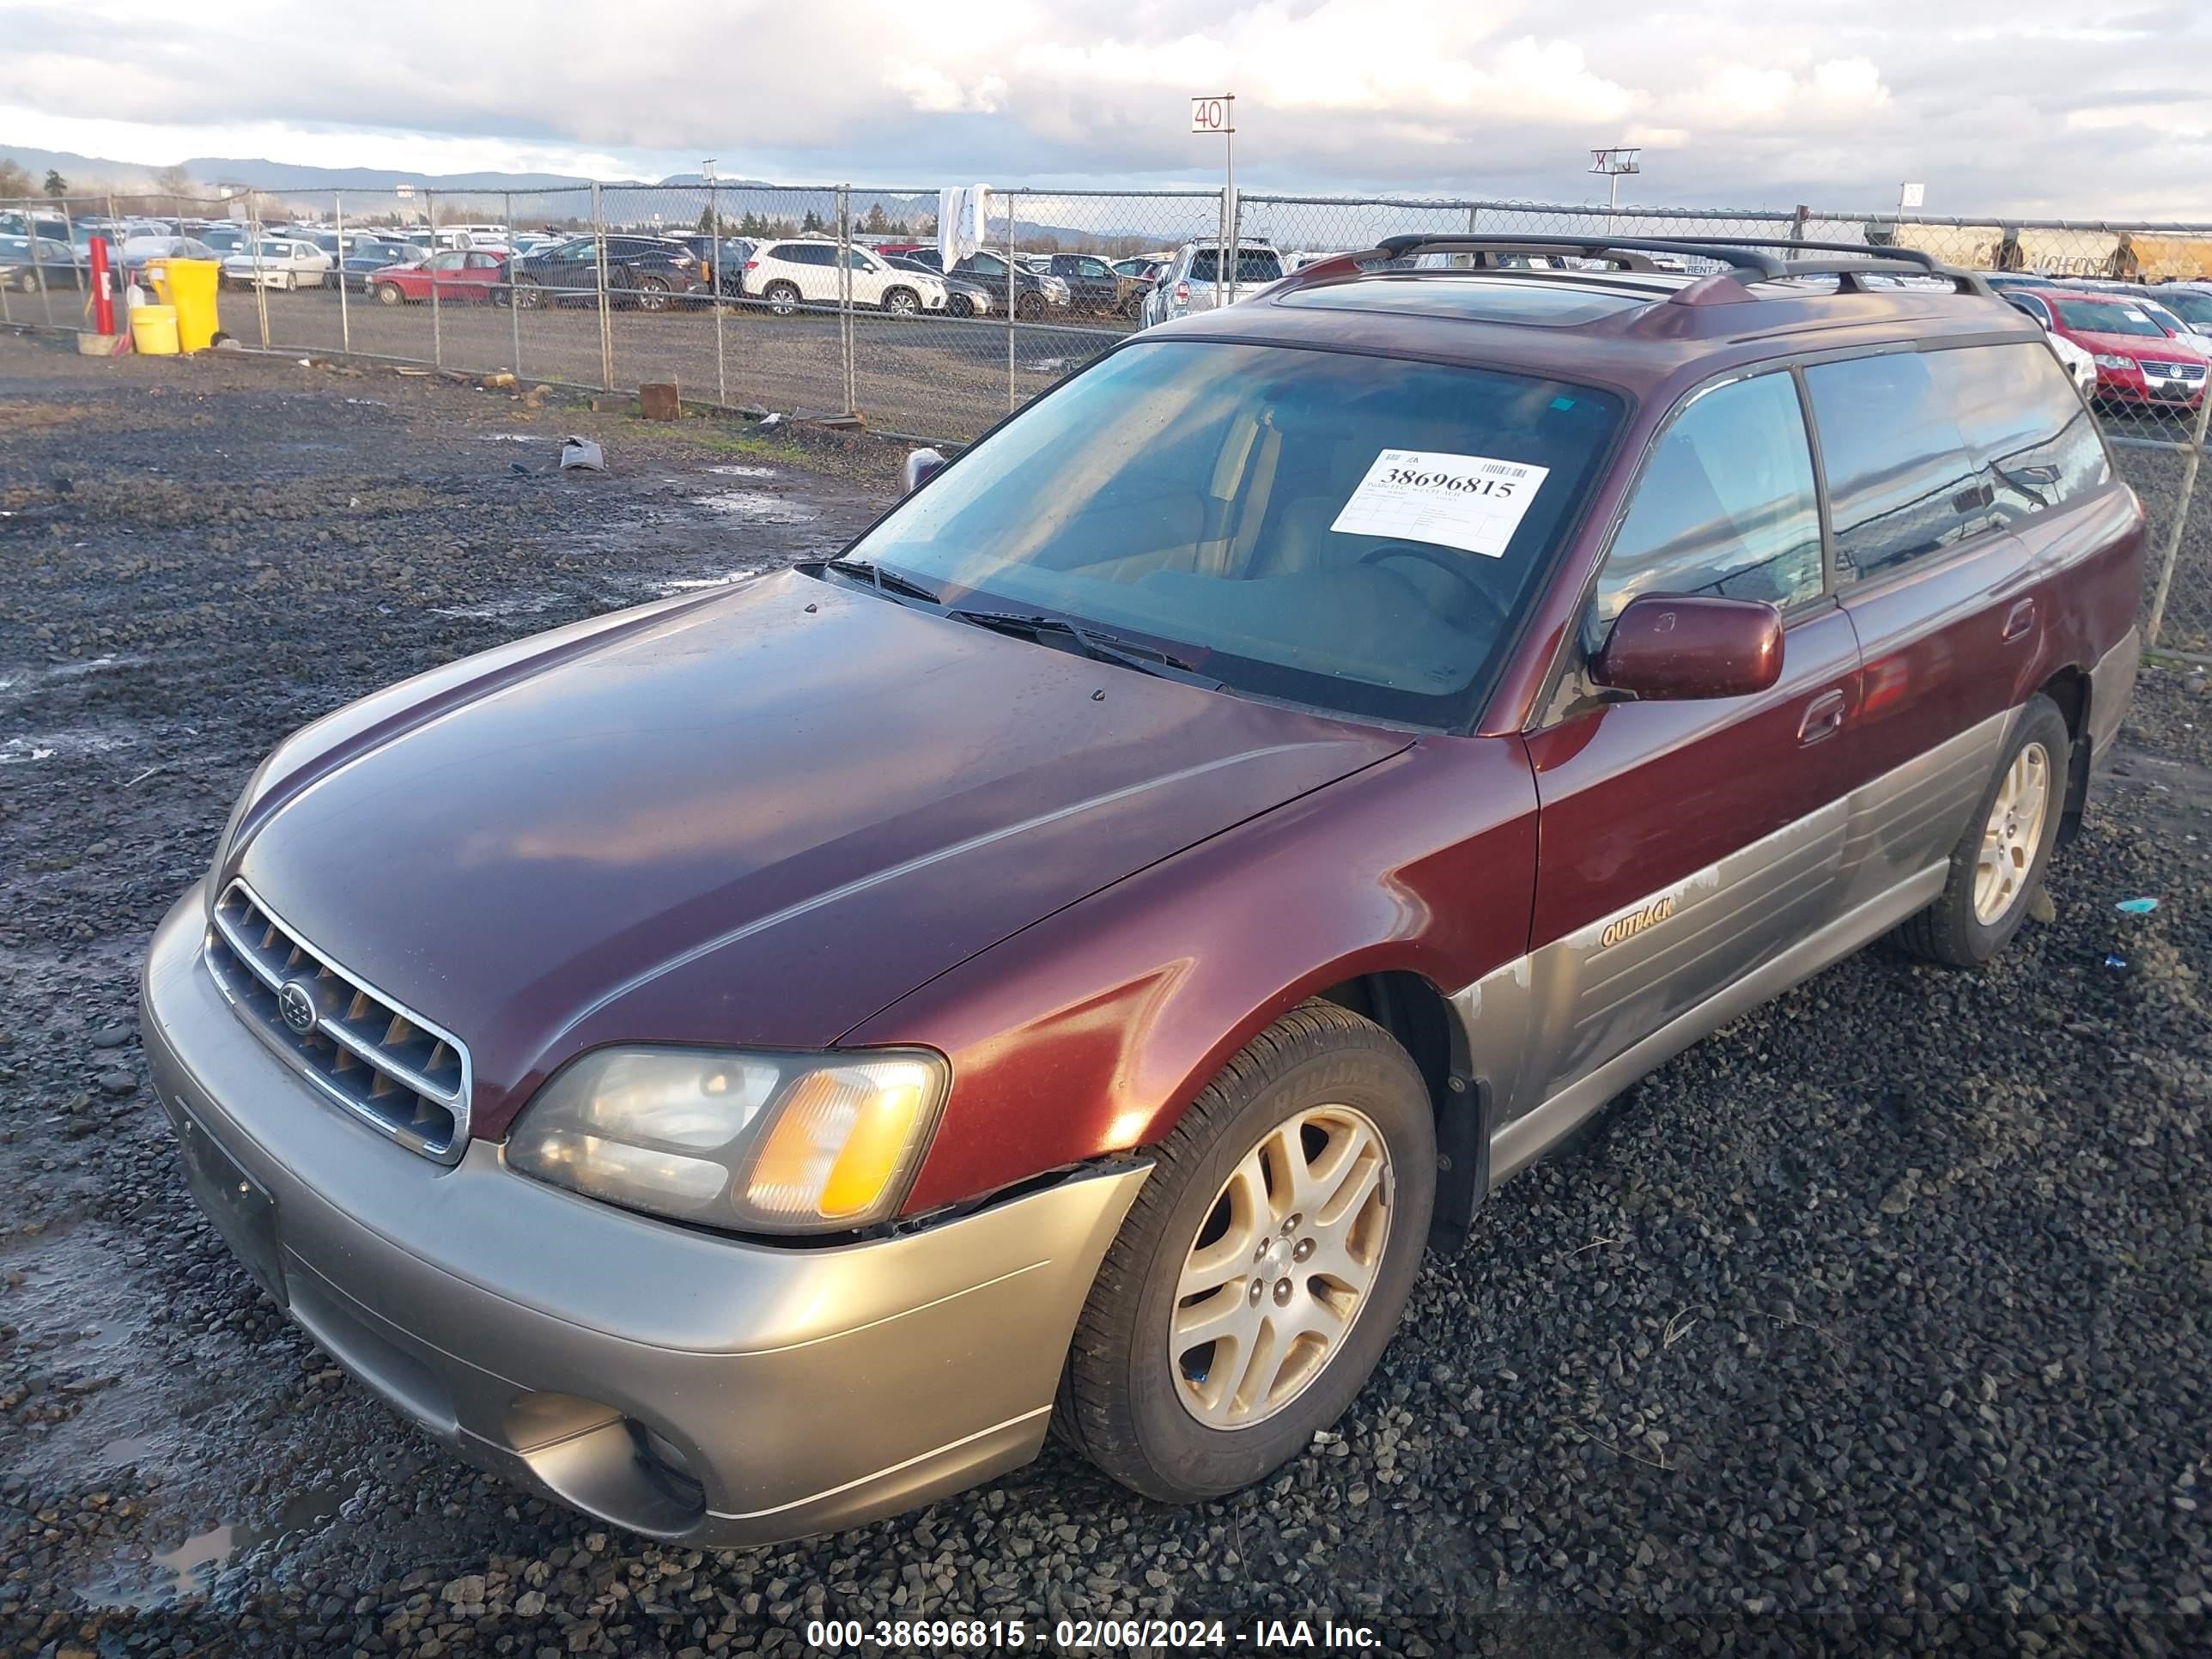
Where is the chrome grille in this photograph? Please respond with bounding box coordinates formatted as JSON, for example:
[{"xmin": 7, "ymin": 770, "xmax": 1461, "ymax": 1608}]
[
  {"xmin": 204, "ymin": 881, "xmax": 471, "ymax": 1162},
  {"xmin": 2137, "ymin": 360, "xmax": 2208, "ymax": 382}
]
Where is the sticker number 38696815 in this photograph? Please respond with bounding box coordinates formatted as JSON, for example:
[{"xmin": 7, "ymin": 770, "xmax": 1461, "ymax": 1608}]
[{"xmin": 1329, "ymin": 448, "xmax": 1551, "ymax": 558}]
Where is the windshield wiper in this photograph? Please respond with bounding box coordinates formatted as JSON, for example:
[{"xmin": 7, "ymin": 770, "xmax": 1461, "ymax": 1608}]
[
  {"xmin": 811, "ymin": 557, "xmax": 942, "ymax": 605},
  {"xmin": 945, "ymin": 609, "xmax": 1216, "ymax": 684}
]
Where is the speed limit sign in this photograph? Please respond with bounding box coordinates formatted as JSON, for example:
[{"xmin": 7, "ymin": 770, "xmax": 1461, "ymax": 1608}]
[{"xmin": 1190, "ymin": 95, "xmax": 1234, "ymax": 134}]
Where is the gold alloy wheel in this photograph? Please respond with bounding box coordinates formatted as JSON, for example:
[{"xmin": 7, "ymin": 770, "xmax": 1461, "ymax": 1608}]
[
  {"xmin": 1975, "ymin": 741, "xmax": 2052, "ymax": 924},
  {"xmin": 1170, "ymin": 1105, "xmax": 1392, "ymax": 1430}
]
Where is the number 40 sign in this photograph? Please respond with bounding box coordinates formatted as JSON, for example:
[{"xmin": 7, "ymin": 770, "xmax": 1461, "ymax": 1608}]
[{"xmin": 1189, "ymin": 95, "xmax": 1235, "ymax": 134}]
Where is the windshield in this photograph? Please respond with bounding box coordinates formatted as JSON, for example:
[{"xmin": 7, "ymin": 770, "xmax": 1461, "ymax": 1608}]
[
  {"xmin": 2158, "ymin": 289, "xmax": 2212, "ymax": 329},
  {"xmin": 2055, "ymin": 298, "xmax": 2166, "ymax": 337},
  {"xmin": 842, "ymin": 340, "xmax": 1624, "ymax": 726}
]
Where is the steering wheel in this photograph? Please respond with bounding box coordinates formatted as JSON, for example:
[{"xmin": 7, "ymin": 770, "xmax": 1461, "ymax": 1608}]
[{"xmin": 1358, "ymin": 541, "xmax": 1510, "ymax": 629}]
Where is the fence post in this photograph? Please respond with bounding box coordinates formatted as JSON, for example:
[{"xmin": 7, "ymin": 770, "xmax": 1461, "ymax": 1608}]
[
  {"xmin": 708, "ymin": 176, "xmax": 726, "ymax": 407},
  {"xmin": 428, "ymin": 190, "xmax": 443, "ymax": 369},
  {"xmin": 1006, "ymin": 188, "xmax": 1018, "ymax": 412},
  {"xmin": 251, "ymin": 191, "xmax": 270, "ymax": 349},
  {"xmin": 335, "ymin": 192, "xmax": 350, "ymax": 356},
  {"xmin": 593, "ymin": 181, "xmax": 614, "ymax": 392},
  {"xmin": 836, "ymin": 185, "xmax": 854, "ymax": 415},
  {"xmin": 27, "ymin": 200, "xmax": 53, "ymax": 327},
  {"xmin": 506, "ymin": 191, "xmax": 522, "ymax": 382},
  {"xmin": 2143, "ymin": 392, "xmax": 2212, "ymax": 650}
]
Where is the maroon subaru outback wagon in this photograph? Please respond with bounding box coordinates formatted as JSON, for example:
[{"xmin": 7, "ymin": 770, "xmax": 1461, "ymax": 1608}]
[{"xmin": 143, "ymin": 234, "xmax": 2142, "ymax": 1544}]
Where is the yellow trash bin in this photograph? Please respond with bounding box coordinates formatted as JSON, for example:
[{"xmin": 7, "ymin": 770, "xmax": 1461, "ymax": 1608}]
[
  {"xmin": 131, "ymin": 304, "xmax": 180, "ymax": 356},
  {"xmin": 148, "ymin": 258, "xmax": 222, "ymax": 351}
]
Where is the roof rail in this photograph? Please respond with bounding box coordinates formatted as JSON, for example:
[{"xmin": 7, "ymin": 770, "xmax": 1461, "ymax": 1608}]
[{"xmin": 1273, "ymin": 233, "xmax": 1994, "ymax": 301}]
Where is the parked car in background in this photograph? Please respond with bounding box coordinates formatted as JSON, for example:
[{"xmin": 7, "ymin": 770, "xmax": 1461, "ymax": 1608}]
[
  {"xmin": 221, "ymin": 239, "xmax": 335, "ymax": 290},
  {"xmin": 1112, "ymin": 256, "xmax": 1167, "ymax": 283},
  {"xmin": 507, "ymin": 232, "xmax": 558, "ymax": 257},
  {"xmin": 508, "ymin": 235, "xmax": 706, "ymax": 311},
  {"xmin": 744, "ymin": 239, "xmax": 948, "ymax": 317},
  {"xmin": 2005, "ymin": 287, "xmax": 2209, "ymax": 410},
  {"xmin": 1139, "ymin": 240, "xmax": 1287, "ymax": 329},
  {"xmin": 675, "ymin": 235, "xmax": 754, "ymax": 298},
  {"xmin": 370, "ymin": 248, "xmax": 509, "ymax": 306},
  {"xmin": 337, "ymin": 241, "xmax": 421, "ymax": 291},
  {"xmin": 144, "ymin": 232, "xmax": 2141, "ymax": 1549},
  {"xmin": 947, "ymin": 250, "xmax": 1066, "ymax": 319},
  {"xmin": 0, "ymin": 235, "xmax": 87, "ymax": 292},
  {"xmin": 1042, "ymin": 252, "xmax": 1147, "ymax": 318},
  {"xmin": 886, "ymin": 253, "xmax": 992, "ymax": 317},
  {"xmin": 196, "ymin": 224, "xmax": 250, "ymax": 256},
  {"xmin": 118, "ymin": 235, "xmax": 222, "ymax": 287},
  {"xmin": 2153, "ymin": 283, "xmax": 2212, "ymax": 338}
]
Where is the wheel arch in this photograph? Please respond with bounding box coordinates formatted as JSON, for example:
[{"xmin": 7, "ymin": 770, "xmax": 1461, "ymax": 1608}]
[{"xmin": 2038, "ymin": 663, "xmax": 2092, "ymax": 844}]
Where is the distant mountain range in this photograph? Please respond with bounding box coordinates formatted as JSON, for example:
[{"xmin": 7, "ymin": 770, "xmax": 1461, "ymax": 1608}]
[{"xmin": 0, "ymin": 145, "xmax": 1195, "ymax": 247}]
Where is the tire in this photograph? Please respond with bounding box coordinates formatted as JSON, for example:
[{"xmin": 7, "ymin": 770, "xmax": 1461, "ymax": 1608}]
[
  {"xmin": 1017, "ymin": 291, "xmax": 1045, "ymax": 320},
  {"xmin": 634, "ymin": 273, "xmax": 672, "ymax": 313},
  {"xmin": 948, "ymin": 294, "xmax": 974, "ymax": 319},
  {"xmin": 1895, "ymin": 692, "xmax": 2070, "ymax": 968},
  {"xmin": 373, "ymin": 283, "xmax": 403, "ymax": 307},
  {"xmin": 1058, "ymin": 1000, "xmax": 1436, "ymax": 1504},
  {"xmin": 882, "ymin": 286, "xmax": 920, "ymax": 317},
  {"xmin": 513, "ymin": 276, "xmax": 543, "ymax": 310},
  {"xmin": 17, "ymin": 269, "xmax": 40, "ymax": 294},
  {"xmin": 764, "ymin": 281, "xmax": 801, "ymax": 317}
]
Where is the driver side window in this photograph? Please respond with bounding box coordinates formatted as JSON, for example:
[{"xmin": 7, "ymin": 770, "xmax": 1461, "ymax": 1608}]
[{"xmin": 1593, "ymin": 370, "xmax": 1824, "ymax": 629}]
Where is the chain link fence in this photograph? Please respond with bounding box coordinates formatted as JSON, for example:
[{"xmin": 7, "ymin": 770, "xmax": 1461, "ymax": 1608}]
[{"xmin": 6, "ymin": 183, "xmax": 2210, "ymax": 655}]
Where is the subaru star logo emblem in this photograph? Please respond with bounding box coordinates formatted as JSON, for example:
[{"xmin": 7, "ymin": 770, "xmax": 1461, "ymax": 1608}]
[{"xmin": 277, "ymin": 980, "xmax": 318, "ymax": 1036}]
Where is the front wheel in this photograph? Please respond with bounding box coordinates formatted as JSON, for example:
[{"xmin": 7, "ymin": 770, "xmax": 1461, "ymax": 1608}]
[
  {"xmin": 948, "ymin": 293, "xmax": 974, "ymax": 319},
  {"xmin": 1896, "ymin": 692, "xmax": 2070, "ymax": 967},
  {"xmin": 15, "ymin": 270, "xmax": 39, "ymax": 294},
  {"xmin": 512, "ymin": 276, "xmax": 543, "ymax": 309},
  {"xmin": 1057, "ymin": 1000, "xmax": 1435, "ymax": 1504},
  {"xmin": 763, "ymin": 281, "xmax": 800, "ymax": 317},
  {"xmin": 882, "ymin": 286, "xmax": 920, "ymax": 317},
  {"xmin": 373, "ymin": 283, "xmax": 404, "ymax": 307},
  {"xmin": 1016, "ymin": 291, "xmax": 1044, "ymax": 320}
]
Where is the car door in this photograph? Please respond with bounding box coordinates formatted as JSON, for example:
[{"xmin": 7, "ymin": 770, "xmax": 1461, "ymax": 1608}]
[
  {"xmin": 1506, "ymin": 367, "xmax": 1862, "ymax": 1152},
  {"xmin": 422, "ymin": 250, "xmax": 465, "ymax": 298},
  {"xmin": 959, "ymin": 252, "xmax": 1010, "ymax": 305},
  {"xmin": 843, "ymin": 247, "xmax": 887, "ymax": 305},
  {"xmin": 1808, "ymin": 345, "xmax": 2063, "ymax": 908}
]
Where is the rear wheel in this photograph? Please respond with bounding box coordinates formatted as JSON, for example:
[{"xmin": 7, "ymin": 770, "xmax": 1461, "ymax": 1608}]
[
  {"xmin": 1896, "ymin": 693, "xmax": 2069, "ymax": 967},
  {"xmin": 633, "ymin": 273, "xmax": 672, "ymax": 312},
  {"xmin": 1057, "ymin": 1000, "xmax": 1435, "ymax": 1503},
  {"xmin": 764, "ymin": 281, "xmax": 800, "ymax": 317}
]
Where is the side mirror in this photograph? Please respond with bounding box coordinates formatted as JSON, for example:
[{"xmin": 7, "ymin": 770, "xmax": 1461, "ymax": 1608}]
[
  {"xmin": 1592, "ymin": 594, "xmax": 1784, "ymax": 701},
  {"xmin": 902, "ymin": 447, "xmax": 948, "ymax": 495}
]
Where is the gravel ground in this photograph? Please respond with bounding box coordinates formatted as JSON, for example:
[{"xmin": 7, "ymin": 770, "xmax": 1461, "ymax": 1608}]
[{"xmin": 2, "ymin": 331, "xmax": 2209, "ymax": 1657}]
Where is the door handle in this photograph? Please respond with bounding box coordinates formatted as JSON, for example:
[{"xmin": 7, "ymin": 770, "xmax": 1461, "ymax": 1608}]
[
  {"xmin": 2002, "ymin": 599, "xmax": 2036, "ymax": 642},
  {"xmin": 1798, "ymin": 689, "xmax": 1848, "ymax": 744}
]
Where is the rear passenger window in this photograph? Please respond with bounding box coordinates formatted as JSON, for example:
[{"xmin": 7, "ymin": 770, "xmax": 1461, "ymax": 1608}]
[
  {"xmin": 1924, "ymin": 343, "xmax": 2109, "ymax": 524},
  {"xmin": 1804, "ymin": 354, "xmax": 1986, "ymax": 580},
  {"xmin": 1594, "ymin": 372, "xmax": 1825, "ymax": 624}
]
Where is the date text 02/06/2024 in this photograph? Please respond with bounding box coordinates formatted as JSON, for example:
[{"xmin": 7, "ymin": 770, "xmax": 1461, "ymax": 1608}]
[{"xmin": 802, "ymin": 1617, "xmax": 1385, "ymax": 1650}]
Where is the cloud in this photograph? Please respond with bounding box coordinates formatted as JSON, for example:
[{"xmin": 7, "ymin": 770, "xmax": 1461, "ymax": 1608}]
[{"xmin": 1, "ymin": 0, "xmax": 2209, "ymax": 219}]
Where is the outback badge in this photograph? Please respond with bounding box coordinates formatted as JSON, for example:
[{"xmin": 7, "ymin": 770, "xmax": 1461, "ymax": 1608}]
[{"xmin": 1599, "ymin": 893, "xmax": 1677, "ymax": 951}]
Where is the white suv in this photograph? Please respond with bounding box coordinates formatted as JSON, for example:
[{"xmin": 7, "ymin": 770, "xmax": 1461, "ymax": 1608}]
[{"xmin": 745, "ymin": 240, "xmax": 949, "ymax": 317}]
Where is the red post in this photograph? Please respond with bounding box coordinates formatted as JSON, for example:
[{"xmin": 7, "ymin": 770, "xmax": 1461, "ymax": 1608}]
[{"xmin": 89, "ymin": 237, "xmax": 115, "ymax": 335}]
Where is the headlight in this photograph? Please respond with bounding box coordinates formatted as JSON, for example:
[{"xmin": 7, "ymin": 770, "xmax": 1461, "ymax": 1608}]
[
  {"xmin": 2093, "ymin": 353, "xmax": 2138, "ymax": 370},
  {"xmin": 507, "ymin": 1046, "xmax": 948, "ymax": 1233}
]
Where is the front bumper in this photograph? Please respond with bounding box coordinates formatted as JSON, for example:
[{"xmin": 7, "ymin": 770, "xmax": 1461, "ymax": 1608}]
[{"xmin": 141, "ymin": 885, "xmax": 1148, "ymax": 1546}]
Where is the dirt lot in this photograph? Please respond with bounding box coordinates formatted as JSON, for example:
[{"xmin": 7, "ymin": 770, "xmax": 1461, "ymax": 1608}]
[{"xmin": 1, "ymin": 331, "xmax": 2209, "ymax": 1657}]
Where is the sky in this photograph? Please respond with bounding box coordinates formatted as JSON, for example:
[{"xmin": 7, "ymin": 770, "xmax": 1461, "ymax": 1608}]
[{"xmin": 3, "ymin": 0, "xmax": 2209, "ymax": 220}]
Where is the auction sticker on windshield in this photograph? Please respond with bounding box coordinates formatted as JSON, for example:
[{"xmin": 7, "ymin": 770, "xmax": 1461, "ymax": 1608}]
[{"xmin": 1329, "ymin": 449, "xmax": 1549, "ymax": 557}]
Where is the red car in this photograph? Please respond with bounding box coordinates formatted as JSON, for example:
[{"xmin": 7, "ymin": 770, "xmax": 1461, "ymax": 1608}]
[
  {"xmin": 2003, "ymin": 286, "xmax": 2209, "ymax": 408},
  {"xmin": 368, "ymin": 248, "xmax": 509, "ymax": 307},
  {"xmin": 144, "ymin": 234, "xmax": 2142, "ymax": 1546}
]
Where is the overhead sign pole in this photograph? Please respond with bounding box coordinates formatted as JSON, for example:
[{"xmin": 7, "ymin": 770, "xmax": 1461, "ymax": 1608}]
[{"xmin": 1191, "ymin": 94, "xmax": 1235, "ymax": 310}]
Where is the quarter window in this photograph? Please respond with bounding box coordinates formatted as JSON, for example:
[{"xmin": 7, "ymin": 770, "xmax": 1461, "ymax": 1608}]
[
  {"xmin": 1595, "ymin": 372, "xmax": 1825, "ymax": 623},
  {"xmin": 1924, "ymin": 343, "xmax": 2109, "ymax": 526},
  {"xmin": 1804, "ymin": 353, "xmax": 1987, "ymax": 581}
]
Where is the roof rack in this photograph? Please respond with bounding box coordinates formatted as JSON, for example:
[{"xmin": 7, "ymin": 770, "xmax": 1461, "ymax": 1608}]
[{"xmin": 1275, "ymin": 234, "xmax": 1994, "ymax": 301}]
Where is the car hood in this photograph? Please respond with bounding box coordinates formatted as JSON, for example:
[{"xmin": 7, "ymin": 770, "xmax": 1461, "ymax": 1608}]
[
  {"xmin": 224, "ymin": 571, "xmax": 1409, "ymax": 1138},
  {"xmin": 2070, "ymin": 326, "xmax": 2207, "ymax": 362}
]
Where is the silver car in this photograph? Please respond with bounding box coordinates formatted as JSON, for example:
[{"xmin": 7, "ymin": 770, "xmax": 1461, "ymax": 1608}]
[{"xmin": 1138, "ymin": 240, "xmax": 1285, "ymax": 330}]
